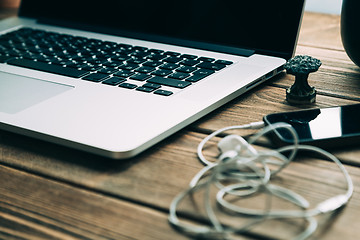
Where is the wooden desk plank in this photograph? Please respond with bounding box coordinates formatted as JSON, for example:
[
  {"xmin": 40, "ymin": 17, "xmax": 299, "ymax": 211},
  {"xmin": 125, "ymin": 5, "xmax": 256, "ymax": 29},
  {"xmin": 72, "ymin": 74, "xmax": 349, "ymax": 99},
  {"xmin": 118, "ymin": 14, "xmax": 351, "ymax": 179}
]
[
  {"xmin": 191, "ymin": 84, "xmax": 360, "ymax": 132},
  {"xmin": 297, "ymin": 12, "xmax": 343, "ymax": 50},
  {"xmin": 0, "ymin": 8, "xmax": 17, "ymax": 19},
  {"xmin": 1, "ymin": 130, "xmax": 360, "ymax": 239},
  {"xmin": 0, "ymin": 165, "xmax": 190, "ymax": 240},
  {"xmin": 294, "ymin": 12, "xmax": 360, "ymax": 100},
  {"xmin": 2, "ymin": 127, "xmax": 360, "ymax": 205}
]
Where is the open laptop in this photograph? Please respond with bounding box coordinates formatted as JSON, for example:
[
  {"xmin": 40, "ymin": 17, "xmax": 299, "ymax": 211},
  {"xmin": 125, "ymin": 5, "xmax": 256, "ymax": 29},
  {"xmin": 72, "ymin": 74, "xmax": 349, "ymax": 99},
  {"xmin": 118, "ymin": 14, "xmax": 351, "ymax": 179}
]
[{"xmin": 0, "ymin": 0, "xmax": 305, "ymax": 159}]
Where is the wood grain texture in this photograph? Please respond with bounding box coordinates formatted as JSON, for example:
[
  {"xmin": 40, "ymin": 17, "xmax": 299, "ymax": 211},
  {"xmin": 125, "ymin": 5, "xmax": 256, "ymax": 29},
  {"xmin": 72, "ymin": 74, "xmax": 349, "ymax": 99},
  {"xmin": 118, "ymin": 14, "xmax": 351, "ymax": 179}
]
[
  {"xmin": 0, "ymin": 165, "xmax": 189, "ymax": 240},
  {"xmin": 1, "ymin": 131, "xmax": 360, "ymax": 239},
  {"xmin": 297, "ymin": 12, "xmax": 343, "ymax": 50},
  {"xmin": 294, "ymin": 12, "xmax": 360, "ymax": 100},
  {"xmin": 191, "ymin": 84, "xmax": 360, "ymax": 132},
  {"xmin": 0, "ymin": 6, "xmax": 17, "ymax": 19}
]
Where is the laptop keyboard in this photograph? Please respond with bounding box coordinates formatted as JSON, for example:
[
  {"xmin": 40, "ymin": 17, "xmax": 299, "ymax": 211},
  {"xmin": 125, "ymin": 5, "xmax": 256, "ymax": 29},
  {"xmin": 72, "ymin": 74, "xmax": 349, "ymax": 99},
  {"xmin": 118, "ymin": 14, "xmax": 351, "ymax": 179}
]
[{"xmin": 0, "ymin": 28, "xmax": 233, "ymax": 96}]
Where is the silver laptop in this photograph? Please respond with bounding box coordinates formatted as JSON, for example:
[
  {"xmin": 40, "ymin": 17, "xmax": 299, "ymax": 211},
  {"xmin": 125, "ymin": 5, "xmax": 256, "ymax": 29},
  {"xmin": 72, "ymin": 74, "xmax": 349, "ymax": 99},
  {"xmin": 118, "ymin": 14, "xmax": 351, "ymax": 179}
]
[{"xmin": 0, "ymin": 0, "xmax": 305, "ymax": 159}]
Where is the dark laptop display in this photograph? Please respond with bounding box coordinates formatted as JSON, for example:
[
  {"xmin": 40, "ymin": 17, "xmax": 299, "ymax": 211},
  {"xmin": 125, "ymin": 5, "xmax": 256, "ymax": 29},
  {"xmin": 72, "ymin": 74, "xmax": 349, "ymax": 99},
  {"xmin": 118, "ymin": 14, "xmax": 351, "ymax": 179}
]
[{"xmin": 19, "ymin": 0, "xmax": 304, "ymax": 60}]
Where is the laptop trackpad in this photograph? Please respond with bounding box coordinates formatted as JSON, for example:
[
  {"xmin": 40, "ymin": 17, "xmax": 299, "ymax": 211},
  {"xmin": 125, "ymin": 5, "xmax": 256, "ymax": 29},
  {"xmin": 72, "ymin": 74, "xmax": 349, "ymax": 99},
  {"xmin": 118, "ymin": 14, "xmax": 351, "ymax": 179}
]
[{"xmin": 0, "ymin": 72, "xmax": 73, "ymax": 114}]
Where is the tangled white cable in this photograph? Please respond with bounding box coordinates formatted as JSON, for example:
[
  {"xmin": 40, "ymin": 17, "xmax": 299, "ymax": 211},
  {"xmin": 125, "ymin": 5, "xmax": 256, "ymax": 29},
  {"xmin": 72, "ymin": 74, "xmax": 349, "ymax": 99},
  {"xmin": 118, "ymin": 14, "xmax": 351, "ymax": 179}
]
[{"xmin": 168, "ymin": 122, "xmax": 353, "ymax": 240}]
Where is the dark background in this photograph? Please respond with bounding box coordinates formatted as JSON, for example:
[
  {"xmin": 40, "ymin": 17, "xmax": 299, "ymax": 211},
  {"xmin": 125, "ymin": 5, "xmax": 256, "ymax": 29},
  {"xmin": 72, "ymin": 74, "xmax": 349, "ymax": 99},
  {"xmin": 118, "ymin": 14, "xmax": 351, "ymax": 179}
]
[{"xmin": 20, "ymin": 0, "xmax": 304, "ymax": 59}]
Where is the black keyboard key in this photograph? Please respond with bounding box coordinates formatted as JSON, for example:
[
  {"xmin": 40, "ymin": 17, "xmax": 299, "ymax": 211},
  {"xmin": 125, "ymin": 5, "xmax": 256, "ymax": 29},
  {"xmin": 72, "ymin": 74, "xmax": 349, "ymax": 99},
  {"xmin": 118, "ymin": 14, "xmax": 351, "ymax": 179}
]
[
  {"xmin": 130, "ymin": 73, "xmax": 151, "ymax": 81},
  {"xmin": 146, "ymin": 53, "xmax": 166, "ymax": 61},
  {"xmin": 20, "ymin": 52, "xmax": 33, "ymax": 59},
  {"xmin": 136, "ymin": 86, "xmax": 154, "ymax": 93},
  {"xmin": 133, "ymin": 46, "xmax": 148, "ymax": 52},
  {"xmin": 119, "ymin": 83, "xmax": 137, "ymax": 89},
  {"xmin": 154, "ymin": 89, "xmax": 173, "ymax": 96},
  {"xmin": 152, "ymin": 69, "xmax": 172, "ymax": 77},
  {"xmin": 118, "ymin": 63, "xmax": 139, "ymax": 71},
  {"xmin": 168, "ymin": 72, "xmax": 190, "ymax": 80},
  {"xmin": 164, "ymin": 51, "xmax": 181, "ymax": 56},
  {"xmin": 143, "ymin": 82, "xmax": 161, "ymax": 89},
  {"xmin": 68, "ymin": 62, "xmax": 88, "ymax": 69},
  {"xmin": 7, "ymin": 58, "xmax": 89, "ymax": 78},
  {"xmin": 159, "ymin": 63, "xmax": 179, "ymax": 70},
  {"xmin": 135, "ymin": 66, "xmax": 156, "ymax": 74},
  {"xmin": 130, "ymin": 52, "xmax": 150, "ymax": 59},
  {"xmin": 193, "ymin": 68, "xmax": 215, "ymax": 76},
  {"xmin": 147, "ymin": 76, "xmax": 191, "ymax": 89},
  {"xmin": 27, "ymin": 47, "xmax": 42, "ymax": 54},
  {"xmin": 0, "ymin": 54, "xmax": 14, "ymax": 63},
  {"xmin": 181, "ymin": 54, "xmax": 197, "ymax": 59},
  {"xmin": 197, "ymin": 62, "xmax": 226, "ymax": 71},
  {"xmin": 103, "ymin": 60, "xmax": 123, "ymax": 68},
  {"xmin": 198, "ymin": 57, "xmax": 215, "ymax": 62},
  {"xmin": 148, "ymin": 49, "xmax": 164, "ymax": 54},
  {"xmin": 181, "ymin": 59, "xmax": 201, "ymax": 66},
  {"xmin": 163, "ymin": 56, "xmax": 182, "ymax": 63},
  {"xmin": 52, "ymin": 59, "xmax": 73, "ymax": 66},
  {"xmin": 81, "ymin": 63, "xmax": 103, "ymax": 71},
  {"xmin": 118, "ymin": 43, "xmax": 133, "ymax": 50},
  {"xmin": 98, "ymin": 67, "xmax": 118, "ymax": 74},
  {"xmin": 185, "ymin": 74, "xmax": 207, "ymax": 82},
  {"xmin": 9, "ymin": 50, "xmax": 26, "ymax": 58},
  {"xmin": 86, "ymin": 57, "xmax": 105, "ymax": 65},
  {"xmin": 143, "ymin": 60, "xmax": 163, "ymax": 67},
  {"xmin": 111, "ymin": 54, "xmax": 130, "ymax": 62},
  {"xmin": 102, "ymin": 76, "xmax": 126, "ymax": 85},
  {"xmin": 127, "ymin": 57, "xmax": 147, "ymax": 64},
  {"xmin": 215, "ymin": 59, "xmax": 233, "ymax": 65},
  {"xmin": 82, "ymin": 73, "xmax": 109, "ymax": 82},
  {"xmin": 114, "ymin": 70, "xmax": 135, "ymax": 78},
  {"xmin": 176, "ymin": 65, "xmax": 197, "ymax": 73}
]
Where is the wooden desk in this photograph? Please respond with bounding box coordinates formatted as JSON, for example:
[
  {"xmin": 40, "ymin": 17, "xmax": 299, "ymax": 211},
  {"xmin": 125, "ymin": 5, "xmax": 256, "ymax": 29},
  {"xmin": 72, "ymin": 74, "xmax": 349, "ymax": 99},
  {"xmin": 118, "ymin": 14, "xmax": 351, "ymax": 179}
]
[{"xmin": 1, "ymin": 10, "xmax": 360, "ymax": 240}]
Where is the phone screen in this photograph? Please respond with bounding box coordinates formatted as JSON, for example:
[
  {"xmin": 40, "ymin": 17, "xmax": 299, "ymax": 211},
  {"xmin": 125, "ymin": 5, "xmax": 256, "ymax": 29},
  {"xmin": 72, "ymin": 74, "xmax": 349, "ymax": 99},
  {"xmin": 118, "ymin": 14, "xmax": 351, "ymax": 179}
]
[{"xmin": 263, "ymin": 104, "xmax": 360, "ymax": 145}]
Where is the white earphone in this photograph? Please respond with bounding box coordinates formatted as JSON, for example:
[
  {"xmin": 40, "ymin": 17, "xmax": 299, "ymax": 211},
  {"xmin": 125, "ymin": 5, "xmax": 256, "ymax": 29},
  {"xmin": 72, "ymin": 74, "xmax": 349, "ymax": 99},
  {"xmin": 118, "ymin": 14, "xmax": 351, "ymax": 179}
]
[{"xmin": 169, "ymin": 121, "xmax": 353, "ymax": 240}]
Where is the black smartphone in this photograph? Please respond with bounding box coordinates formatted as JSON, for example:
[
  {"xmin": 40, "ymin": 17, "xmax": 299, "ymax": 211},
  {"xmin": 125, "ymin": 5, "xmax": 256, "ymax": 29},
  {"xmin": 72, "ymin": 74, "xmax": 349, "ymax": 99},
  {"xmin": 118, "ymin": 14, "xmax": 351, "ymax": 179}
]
[{"xmin": 263, "ymin": 103, "xmax": 360, "ymax": 147}]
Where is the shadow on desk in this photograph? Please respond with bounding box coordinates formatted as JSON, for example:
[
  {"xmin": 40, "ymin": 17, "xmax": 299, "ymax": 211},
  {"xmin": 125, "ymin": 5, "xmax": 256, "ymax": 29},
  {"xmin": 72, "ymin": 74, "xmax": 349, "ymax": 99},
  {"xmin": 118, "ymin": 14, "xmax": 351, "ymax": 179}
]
[{"xmin": 0, "ymin": 129, "xmax": 159, "ymax": 171}]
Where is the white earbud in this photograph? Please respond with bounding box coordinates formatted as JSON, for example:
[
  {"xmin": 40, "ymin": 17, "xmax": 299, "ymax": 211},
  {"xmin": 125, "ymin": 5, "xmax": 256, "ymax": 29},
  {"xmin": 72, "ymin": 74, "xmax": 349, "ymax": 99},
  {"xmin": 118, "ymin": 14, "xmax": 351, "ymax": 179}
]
[
  {"xmin": 217, "ymin": 135, "xmax": 258, "ymax": 162},
  {"xmin": 169, "ymin": 122, "xmax": 353, "ymax": 240}
]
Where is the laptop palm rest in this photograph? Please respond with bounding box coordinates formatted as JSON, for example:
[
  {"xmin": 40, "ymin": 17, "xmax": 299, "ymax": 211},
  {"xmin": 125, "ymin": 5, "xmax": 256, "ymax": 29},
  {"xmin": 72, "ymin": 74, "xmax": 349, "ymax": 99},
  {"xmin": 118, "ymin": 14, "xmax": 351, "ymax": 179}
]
[{"xmin": 0, "ymin": 72, "xmax": 73, "ymax": 114}]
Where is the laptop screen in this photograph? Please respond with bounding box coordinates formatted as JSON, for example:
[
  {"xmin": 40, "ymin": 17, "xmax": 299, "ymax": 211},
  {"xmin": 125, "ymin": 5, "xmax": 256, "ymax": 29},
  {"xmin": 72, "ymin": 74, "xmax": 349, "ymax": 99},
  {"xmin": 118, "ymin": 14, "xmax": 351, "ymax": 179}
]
[{"xmin": 19, "ymin": 0, "xmax": 304, "ymax": 60}]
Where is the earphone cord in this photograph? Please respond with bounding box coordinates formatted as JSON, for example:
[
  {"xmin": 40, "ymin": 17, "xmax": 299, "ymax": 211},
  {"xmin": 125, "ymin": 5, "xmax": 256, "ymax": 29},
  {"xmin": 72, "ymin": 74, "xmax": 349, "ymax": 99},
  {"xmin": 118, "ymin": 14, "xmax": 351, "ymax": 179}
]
[{"xmin": 168, "ymin": 121, "xmax": 353, "ymax": 240}]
